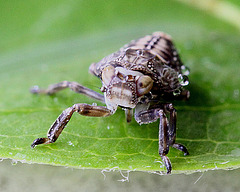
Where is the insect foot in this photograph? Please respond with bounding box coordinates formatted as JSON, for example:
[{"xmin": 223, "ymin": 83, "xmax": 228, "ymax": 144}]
[{"xmin": 31, "ymin": 31, "xmax": 190, "ymax": 174}]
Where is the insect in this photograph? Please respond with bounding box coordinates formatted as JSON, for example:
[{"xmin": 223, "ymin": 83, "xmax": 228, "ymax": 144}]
[{"xmin": 31, "ymin": 32, "xmax": 190, "ymax": 174}]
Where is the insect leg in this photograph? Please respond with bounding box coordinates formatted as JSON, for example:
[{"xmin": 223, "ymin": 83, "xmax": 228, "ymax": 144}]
[
  {"xmin": 165, "ymin": 103, "xmax": 189, "ymax": 156},
  {"xmin": 134, "ymin": 102, "xmax": 152, "ymax": 124},
  {"xmin": 134, "ymin": 108, "xmax": 172, "ymax": 174},
  {"xmin": 30, "ymin": 81, "xmax": 105, "ymax": 103},
  {"xmin": 158, "ymin": 109, "xmax": 172, "ymax": 174},
  {"xmin": 125, "ymin": 109, "xmax": 133, "ymax": 123},
  {"xmin": 31, "ymin": 103, "xmax": 112, "ymax": 148},
  {"xmin": 177, "ymin": 89, "xmax": 190, "ymax": 101},
  {"xmin": 165, "ymin": 103, "xmax": 176, "ymax": 145}
]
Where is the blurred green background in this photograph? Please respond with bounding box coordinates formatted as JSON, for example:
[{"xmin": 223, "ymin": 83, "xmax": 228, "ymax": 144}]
[{"xmin": 0, "ymin": 0, "xmax": 240, "ymax": 191}]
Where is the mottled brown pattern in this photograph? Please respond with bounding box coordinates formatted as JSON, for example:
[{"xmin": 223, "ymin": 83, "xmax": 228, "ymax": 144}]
[
  {"xmin": 31, "ymin": 32, "xmax": 190, "ymax": 174},
  {"xmin": 89, "ymin": 32, "xmax": 187, "ymax": 96}
]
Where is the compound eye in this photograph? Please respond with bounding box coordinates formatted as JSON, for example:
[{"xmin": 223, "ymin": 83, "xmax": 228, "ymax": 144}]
[
  {"xmin": 136, "ymin": 75, "xmax": 153, "ymax": 96},
  {"xmin": 102, "ymin": 65, "xmax": 115, "ymax": 86}
]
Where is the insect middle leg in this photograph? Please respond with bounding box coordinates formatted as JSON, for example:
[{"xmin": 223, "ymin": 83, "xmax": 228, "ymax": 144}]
[
  {"xmin": 31, "ymin": 103, "xmax": 112, "ymax": 148},
  {"xmin": 30, "ymin": 81, "xmax": 105, "ymax": 103},
  {"xmin": 165, "ymin": 104, "xmax": 189, "ymax": 155}
]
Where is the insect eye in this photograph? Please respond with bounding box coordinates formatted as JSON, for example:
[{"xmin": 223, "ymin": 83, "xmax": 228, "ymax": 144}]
[
  {"xmin": 102, "ymin": 65, "xmax": 115, "ymax": 86},
  {"xmin": 136, "ymin": 75, "xmax": 153, "ymax": 96}
]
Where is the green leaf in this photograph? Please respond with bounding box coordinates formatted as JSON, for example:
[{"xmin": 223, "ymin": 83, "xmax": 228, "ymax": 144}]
[{"xmin": 0, "ymin": 0, "xmax": 239, "ymax": 174}]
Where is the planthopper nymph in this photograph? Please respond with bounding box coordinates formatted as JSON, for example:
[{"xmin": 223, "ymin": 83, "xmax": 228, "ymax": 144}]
[{"xmin": 31, "ymin": 32, "xmax": 190, "ymax": 174}]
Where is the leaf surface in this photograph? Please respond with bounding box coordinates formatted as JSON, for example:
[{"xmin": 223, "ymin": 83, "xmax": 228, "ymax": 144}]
[{"xmin": 0, "ymin": 0, "xmax": 239, "ymax": 174}]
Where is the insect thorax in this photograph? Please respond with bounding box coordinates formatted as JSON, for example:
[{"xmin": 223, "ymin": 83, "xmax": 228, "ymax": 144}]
[
  {"xmin": 90, "ymin": 49, "xmax": 188, "ymax": 95},
  {"xmin": 89, "ymin": 32, "xmax": 189, "ymax": 106}
]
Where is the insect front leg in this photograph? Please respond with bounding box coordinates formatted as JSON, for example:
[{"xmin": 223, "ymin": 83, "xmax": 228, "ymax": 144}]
[
  {"xmin": 124, "ymin": 109, "xmax": 133, "ymax": 123},
  {"xmin": 31, "ymin": 103, "xmax": 112, "ymax": 148},
  {"xmin": 135, "ymin": 107, "xmax": 171, "ymax": 174},
  {"xmin": 30, "ymin": 81, "xmax": 105, "ymax": 103},
  {"xmin": 134, "ymin": 105, "xmax": 188, "ymax": 174}
]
